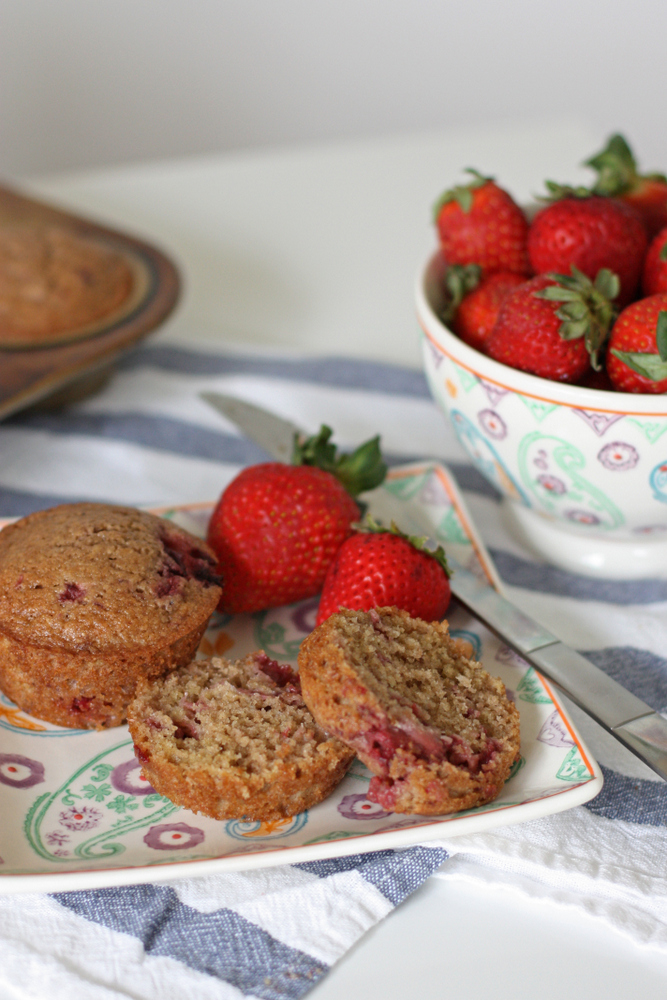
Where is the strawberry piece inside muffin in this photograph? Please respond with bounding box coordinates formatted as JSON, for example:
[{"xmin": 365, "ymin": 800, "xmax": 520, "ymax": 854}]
[
  {"xmin": 298, "ymin": 607, "xmax": 520, "ymax": 815},
  {"xmin": 127, "ymin": 651, "xmax": 354, "ymax": 821}
]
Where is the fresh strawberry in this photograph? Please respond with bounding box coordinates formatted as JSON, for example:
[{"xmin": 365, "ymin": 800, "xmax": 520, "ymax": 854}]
[
  {"xmin": 315, "ymin": 519, "xmax": 450, "ymax": 627},
  {"xmin": 207, "ymin": 426, "xmax": 386, "ymax": 613},
  {"xmin": 607, "ymin": 294, "xmax": 667, "ymax": 393},
  {"xmin": 451, "ymin": 270, "xmax": 526, "ymax": 351},
  {"xmin": 585, "ymin": 133, "xmax": 667, "ymax": 238},
  {"xmin": 642, "ymin": 225, "xmax": 667, "ymax": 295},
  {"xmin": 527, "ymin": 188, "xmax": 648, "ymax": 306},
  {"xmin": 487, "ymin": 269, "xmax": 619, "ymax": 383},
  {"xmin": 433, "ymin": 170, "xmax": 530, "ymax": 276}
]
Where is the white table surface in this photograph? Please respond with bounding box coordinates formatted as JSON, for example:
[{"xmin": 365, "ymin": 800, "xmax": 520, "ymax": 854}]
[{"xmin": 20, "ymin": 119, "xmax": 667, "ymax": 998}]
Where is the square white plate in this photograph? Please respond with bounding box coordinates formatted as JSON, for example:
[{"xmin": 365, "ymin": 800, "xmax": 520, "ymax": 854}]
[{"xmin": 0, "ymin": 463, "xmax": 602, "ymax": 893}]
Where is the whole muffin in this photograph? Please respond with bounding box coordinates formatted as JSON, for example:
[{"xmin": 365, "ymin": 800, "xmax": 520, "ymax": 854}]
[
  {"xmin": 0, "ymin": 503, "xmax": 222, "ymax": 728},
  {"xmin": 127, "ymin": 651, "xmax": 354, "ymax": 821},
  {"xmin": 0, "ymin": 224, "xmax": 134, "ymax": 348},
  {"xmin": 298, "ymin": 607, "xmax": 520, "ymax": 815}
]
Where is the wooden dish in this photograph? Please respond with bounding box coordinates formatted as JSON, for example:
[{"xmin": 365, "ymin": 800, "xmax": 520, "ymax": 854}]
[{"xmin": 0, "ymin": 183, "xmax": 180, "ymax": 419}]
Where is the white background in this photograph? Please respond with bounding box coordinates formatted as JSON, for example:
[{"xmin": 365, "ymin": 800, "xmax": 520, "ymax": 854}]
[{"xmin": 1, "ymin": 0, "xmax": 667, "ymax": 178}]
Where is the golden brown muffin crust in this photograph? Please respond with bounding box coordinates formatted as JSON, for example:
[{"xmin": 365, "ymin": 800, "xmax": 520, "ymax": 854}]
[
  {"xmin": 0, "ymin": 503, "xmax": 222, "ymax": 728},
  {"xmin": 0, "ymin": 224, "xmax": 134, "ymax": 346},
  {"xmin": 0, "ymin": 503, "xmax": 220, "ymax": 651}
]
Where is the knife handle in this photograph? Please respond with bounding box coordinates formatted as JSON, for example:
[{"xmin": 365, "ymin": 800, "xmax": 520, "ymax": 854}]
[
  {"xmin": 612, "ymin": 714, "xmax": 667, "ymax": 781},
  {"xmin": 529, "ymin": 642, "xmax": 650, "ymax": 732}
]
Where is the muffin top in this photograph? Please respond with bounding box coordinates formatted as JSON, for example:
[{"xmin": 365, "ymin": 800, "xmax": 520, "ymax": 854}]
[
  {"xmin": 0, "ymin": 503, "xmax": 222, "ymax": 652},
  {"xmin": 0, "ymin": 224, "xmax": 134, "ymax": 346}
]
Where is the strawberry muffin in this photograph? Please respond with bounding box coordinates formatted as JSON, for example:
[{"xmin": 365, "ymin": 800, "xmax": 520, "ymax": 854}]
[
  {"xmin": 128, "ymin": 651, "xmax": 354, "ymax": 821},
  {"xmin": 298, "ymin": 607, "xmax": 520, "ymax": 815},
  {"xmin": 0, "ymin": 503, "xmax": 222, "ymax": 728}
]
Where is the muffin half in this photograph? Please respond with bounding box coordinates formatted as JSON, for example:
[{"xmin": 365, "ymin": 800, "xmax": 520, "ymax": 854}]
[
  {"xmin": 128, "ymin": 652, "xmax": 354, "ymax": 821},
  {"xmin": 298, "ymin": 607, "xmax": 520, "ymax": 815}
]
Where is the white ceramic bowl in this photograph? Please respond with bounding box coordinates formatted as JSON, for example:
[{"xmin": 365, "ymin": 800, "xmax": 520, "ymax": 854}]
[{"xmin": 416, "ymin": 250, "xmax": 667, "ymax": 579}]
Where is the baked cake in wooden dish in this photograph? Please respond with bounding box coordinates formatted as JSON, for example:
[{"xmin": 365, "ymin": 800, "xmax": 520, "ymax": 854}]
[{"xmin": 0, "ymin": 183, "xmax": 179, "ymax": 418}]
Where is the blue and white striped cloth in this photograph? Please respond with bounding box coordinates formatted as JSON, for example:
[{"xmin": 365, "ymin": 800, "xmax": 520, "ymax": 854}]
[{"xmin": 1, "ymin": 333, "xmax": 667, "ymax": 998}]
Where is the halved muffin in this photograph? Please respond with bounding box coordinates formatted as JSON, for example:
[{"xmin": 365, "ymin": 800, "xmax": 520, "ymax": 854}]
[
  {"xmin": 127, "ymin": 652, "xmax": 354, "ymax": 821},
  {"xmin": 298, "ymin": 607, "xmax": 520, "ymax": 815}
]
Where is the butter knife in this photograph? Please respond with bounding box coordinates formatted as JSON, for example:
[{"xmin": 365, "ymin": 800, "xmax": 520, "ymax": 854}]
[{"xmin": 201, "ymin": 390, "xmax": 667, "ymax": 782}]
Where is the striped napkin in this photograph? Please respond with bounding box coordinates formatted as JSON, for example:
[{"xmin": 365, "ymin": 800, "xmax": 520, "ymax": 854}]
[{"xmin": 0, "ymin": 334, "xmax": 666, "ymax": 999}]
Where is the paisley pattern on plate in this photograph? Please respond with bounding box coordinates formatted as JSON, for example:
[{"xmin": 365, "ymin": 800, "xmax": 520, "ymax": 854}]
[{"xmin": 0, "ymin": 468, "xmax": 601, "ymax": 891}]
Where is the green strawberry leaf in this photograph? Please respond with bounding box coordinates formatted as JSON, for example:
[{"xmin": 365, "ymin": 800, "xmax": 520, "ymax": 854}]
[
  {"xmin": 558, "ymin": 317, "xmax": 589, "ymax": 340},
  {"xmin": 585, "ymin": 134, "xmax": 638, "ymax": 195},
  {"xmin": 293, "ymin": 425, "xmax": 387, "ymax": 497},
  {"xmin": 538, "ymin": 180, "xmax": 593, "ymax": 202},
  {"xmin": 537, "ymin": 286, "xmax": 584, "ymax": 303},
  {"xmin": 610, "ymin": 348, "xmax": 667, "ymax": 382},
  {"xmin": 659, "ymin": 241, "xmax": 667, "ymax": 263},
  {"xmin": 657, "ymin": 311, "xmax": 667, "ymax": 362},
  {"xmin": 355, "ymin": 515, "xmax": 451, "ymax": 577},
  {"xmin": 533, "ymin": 267, "xmax": 618, "ymax": 368},
  {"xmin": 585, "ymin": 133, "xmax": 667, "ymax": 196},
  {"xmin": 557, "ymin": 300, "xmax": 590, "ymax": 321},
  {"xmin": 439, "ymin": 264, "xmax": 482, "ymax": 324},
  {"xmin": 293, "ymin": 423, "xmax": 336, "ymax": 467},
  {"xmin": 594, "ymin": 268, "xmax": 621, "ymax": 302}
]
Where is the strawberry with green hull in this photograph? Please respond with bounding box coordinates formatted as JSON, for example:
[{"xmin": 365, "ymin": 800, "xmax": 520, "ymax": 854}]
[
  {"xmin": 527, "ymin": 186, "xmax": 647, "ymax": 307},
  {"xmin": 487, "ymin": 268, "xmax": 619, "ymax": 384},
  {"xmin": 607, "ymin": 295, "xmax": 667, "ymax": 394},
  {"xmin": 585, "ymin": 133, "xmax": 667, "ymax": 239},
  {"xmin": 642, "ymin": 226, "xmax": 667, "ymax": 296},
  {"xmin": 207, "ymin": 426, "xmax": 387, "ymax": 614},
  {"xmin": 434, "ymin": 170, "xmax": 530, "ymax": 277},
  {"xmin": 315, "ymin": 518, "xmax": 451, "ymax": 627}
]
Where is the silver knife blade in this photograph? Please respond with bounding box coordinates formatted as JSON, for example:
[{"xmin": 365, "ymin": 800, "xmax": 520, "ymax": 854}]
[
  {"xmin": 201, "ymin": 390, "xmax": 667, "ymax": 781},
  {"xmin": 200, "ymin": 392, "xmax": 304, "ymax": 463},
  {"xmin": 449, "ymin": 560, "xmax": 667, "ymax": 780}
]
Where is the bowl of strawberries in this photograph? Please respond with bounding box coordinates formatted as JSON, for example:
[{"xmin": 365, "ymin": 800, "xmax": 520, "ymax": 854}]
[{"xmin": 416, "ymin": 135, "xmax": 667, "ymax": 579}]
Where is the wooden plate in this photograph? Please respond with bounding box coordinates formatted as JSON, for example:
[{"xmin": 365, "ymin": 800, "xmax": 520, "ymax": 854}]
[{"xmin": 0, "ymin": 183, "xmax": 180, "ymax": 419}]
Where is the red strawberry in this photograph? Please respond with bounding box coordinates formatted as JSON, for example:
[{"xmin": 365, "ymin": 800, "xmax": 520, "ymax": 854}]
[
  {"xmin": 207, "ymin": 427, "xmax": 386, "ymax": 613},
  {"xmin": 642, "ymin": 225, "xmax": 667, "ymax": 296},
  {"xmin": 585, "ymin": 133, "xmax": 667, "ymax": 238},
  {"xmin": 527, "ymin": 189, "xmax": 648, "ymax": 306},
  {"xmin": 315, "ymin": 520, "xmax": 451, "ymax": 627},
  {"xmin": 434, "ymin": 170, "xmax": 530, "ymax": 276},
  {"xmin": 487, "ymin": 269, "xmax": 619, "ymax": 383},
  {"xmin": 451, "ymin": 270, "xmax": 526, "ymax": 351},
  {"xmin": 607, "ymin": 294, "xmax": 667, "ymax": 393}
]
